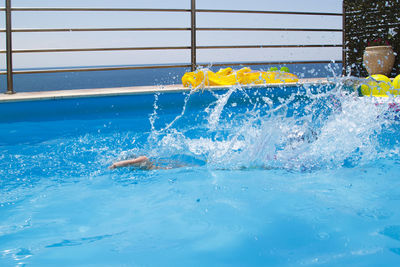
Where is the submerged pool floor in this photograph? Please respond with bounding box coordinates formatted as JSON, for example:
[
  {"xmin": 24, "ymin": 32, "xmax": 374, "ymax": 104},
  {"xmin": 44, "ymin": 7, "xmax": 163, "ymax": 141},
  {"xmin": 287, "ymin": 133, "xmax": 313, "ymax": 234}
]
[{"xmin": 1, "ymin": 83, "xmax": 400, "ymax": 266}]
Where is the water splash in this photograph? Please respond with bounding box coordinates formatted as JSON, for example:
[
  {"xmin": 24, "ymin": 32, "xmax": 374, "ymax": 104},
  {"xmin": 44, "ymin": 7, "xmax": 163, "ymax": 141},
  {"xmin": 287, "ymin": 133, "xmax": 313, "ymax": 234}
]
[
  {"xmin": 146, "ymin": 79, "xmax": 400, "ymax": 171},
  {"xmin": 206, "ymin": 86, "xmax": 237, "ymax": 130},
  {"xmin": 1, "ymin": 78, "xmax": 399, "ymax": 188}
]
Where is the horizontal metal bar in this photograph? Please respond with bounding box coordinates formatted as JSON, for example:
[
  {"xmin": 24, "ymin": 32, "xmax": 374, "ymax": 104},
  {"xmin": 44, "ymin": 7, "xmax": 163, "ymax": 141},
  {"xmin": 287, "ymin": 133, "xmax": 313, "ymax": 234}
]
[
  {"xmin": 9, "ymin": 7, "xmax": 191, "ymax": 12},
  {"xmin": 196, "ymin": 9, "xmax": 343, "ymax": 16},
  {"xmin": 0, "ymin": 44, "xmax": 343, "ymax": 54},
  {"xmin": 210, "ymin": 60, "xmax": 343, "ymax": 67},
  {"xmin": 197, "ymin": 27, "xmax": 343, "ymax": 32},
  {"xmin": 5, "ymin": 7, "xmax": 342, "ymax": 16},
  {"xmin": 1, "ymin": 46, "xmax": 191, "ymax": 54},
  {"xmin": 0, "ymin": 61, "xmax": 342, "ymax": 75},
  {"xmin": 197, "ymin": 44, "xmax": 343, "ymax": 49},
  {"xmin": 1, "ymin": 27, "xmax": 343, "ymax": 33},
  {"xmin": 0, "ymin": 64, "xmax": 192, "ymax": 75},
  {"xmin": 6, "ymin": 27, "xmax": 191, "ymax": 33}
]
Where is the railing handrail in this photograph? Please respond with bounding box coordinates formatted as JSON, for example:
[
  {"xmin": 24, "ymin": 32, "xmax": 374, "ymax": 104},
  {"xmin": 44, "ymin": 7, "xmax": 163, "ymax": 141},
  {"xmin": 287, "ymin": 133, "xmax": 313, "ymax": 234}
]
[
  {"xmin": 0, "ymin": 44, "xmax": 343, "ymax": 54},
  {"xmin": 0, "ymin": 7, "xmax": 342, "ymax": 16},
  {"xmin": 0, "ymin": 28, "xmax": 191, "ymax": 32},
  {"xmin": 2, "ymin": 7, "xmax": 192, "ymax": 12},
  {"xmin": 197, "ymin": 9, "xmax": 342, "ymax": 16},
  {"xmin": 0, "ymin": 27, "xmax": 343, "ymax": 33},
  {"xmin": 2, "ymin": 0, "xmax": 345, "ymax": 94}
]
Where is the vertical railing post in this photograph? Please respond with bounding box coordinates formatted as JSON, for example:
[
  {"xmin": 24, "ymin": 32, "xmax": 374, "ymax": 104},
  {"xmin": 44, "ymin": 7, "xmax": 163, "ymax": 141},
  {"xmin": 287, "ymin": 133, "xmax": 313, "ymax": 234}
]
[
  {"xmin": 342, "ymin": 1, "xmax": 346, "ymax": 76},
  {"xmin": 190, "ymin": 0, "xmax": 196, "ymax": 71},
  {"xmin": 5, "ymin": 0, "xmax": 14, "ymax": 94}
]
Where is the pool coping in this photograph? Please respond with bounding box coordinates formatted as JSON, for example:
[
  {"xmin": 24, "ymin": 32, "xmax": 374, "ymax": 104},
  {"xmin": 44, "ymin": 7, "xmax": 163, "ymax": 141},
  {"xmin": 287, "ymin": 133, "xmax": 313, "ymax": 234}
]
[{"xmin": 0, "ymin": 77, "xmax": 331, "ymax": 103}]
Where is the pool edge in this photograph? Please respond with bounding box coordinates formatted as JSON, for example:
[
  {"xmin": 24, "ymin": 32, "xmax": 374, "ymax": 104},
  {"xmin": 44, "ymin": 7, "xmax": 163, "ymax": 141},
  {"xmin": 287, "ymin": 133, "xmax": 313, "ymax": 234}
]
[{"xmin": 0, "ymin": 78, "xmax": 330, "ymax": 103}]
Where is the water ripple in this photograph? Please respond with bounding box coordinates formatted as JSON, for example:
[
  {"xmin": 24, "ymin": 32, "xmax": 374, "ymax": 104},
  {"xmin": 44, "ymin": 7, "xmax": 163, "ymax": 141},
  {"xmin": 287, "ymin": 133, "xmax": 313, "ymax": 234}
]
[{"xmin": 45, "ymin": 233, "xmax": 119, "ymax": 248}]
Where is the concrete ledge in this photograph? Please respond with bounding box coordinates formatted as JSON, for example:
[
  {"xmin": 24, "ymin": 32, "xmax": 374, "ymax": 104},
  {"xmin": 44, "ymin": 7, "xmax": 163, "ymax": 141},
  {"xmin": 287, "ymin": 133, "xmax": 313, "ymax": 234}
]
[{"xmin": 0, "ymin": 78, "xmax": 330, "ymax": 103}]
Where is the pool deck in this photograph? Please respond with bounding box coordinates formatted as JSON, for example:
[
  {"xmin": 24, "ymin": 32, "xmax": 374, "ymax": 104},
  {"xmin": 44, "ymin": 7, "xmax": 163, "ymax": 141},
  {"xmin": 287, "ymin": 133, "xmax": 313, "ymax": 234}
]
[{"xmin": 0, "ymin": 78, "xmax": 330, "ymax": 103}]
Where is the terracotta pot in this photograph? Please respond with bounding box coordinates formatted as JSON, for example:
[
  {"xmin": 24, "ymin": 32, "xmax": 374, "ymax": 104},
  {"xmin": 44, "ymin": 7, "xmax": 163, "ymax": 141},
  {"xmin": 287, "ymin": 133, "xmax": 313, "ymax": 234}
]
[{"xmin": 363, "ymin": 45, "xmax": 395, "ymax": 76}]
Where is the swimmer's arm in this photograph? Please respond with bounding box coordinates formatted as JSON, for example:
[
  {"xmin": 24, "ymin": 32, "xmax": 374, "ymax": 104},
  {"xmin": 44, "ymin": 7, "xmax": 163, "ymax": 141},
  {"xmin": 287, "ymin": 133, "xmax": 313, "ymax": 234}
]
[{"xmin": 108, "ymin": 156, "xmax": 153, "ymax": 169}]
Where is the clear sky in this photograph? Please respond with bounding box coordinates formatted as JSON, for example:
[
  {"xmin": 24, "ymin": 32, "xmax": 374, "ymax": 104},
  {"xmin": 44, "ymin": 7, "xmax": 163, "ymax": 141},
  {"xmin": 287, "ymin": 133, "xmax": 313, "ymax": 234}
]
[{"xmin": 0, "ymin": 0, "xmax": 343, "ymax": 70}]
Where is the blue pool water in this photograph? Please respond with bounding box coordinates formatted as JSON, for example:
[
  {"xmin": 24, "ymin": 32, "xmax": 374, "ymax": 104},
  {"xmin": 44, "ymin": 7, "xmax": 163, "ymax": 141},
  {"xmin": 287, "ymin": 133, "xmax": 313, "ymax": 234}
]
[{"xmin": 1, "ymin": 81, "xmax": 400, "ymax": 266}]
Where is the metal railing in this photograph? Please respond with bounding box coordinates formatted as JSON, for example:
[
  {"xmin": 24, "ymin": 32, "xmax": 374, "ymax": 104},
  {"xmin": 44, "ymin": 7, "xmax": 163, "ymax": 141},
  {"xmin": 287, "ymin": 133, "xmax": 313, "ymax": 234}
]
[{"xmin": 1, "ymin": 0, "xmax": 344, "ymax": 94}]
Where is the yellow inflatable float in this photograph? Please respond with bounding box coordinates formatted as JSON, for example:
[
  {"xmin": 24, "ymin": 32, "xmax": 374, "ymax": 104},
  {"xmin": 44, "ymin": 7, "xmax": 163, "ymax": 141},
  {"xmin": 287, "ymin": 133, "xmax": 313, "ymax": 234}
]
[
  {"xmin": 393, "ymin": 74, "xmax": 400, "ymax": 89},
  {"xmin": 360, "ymin": 74, "xmax": 400, "ymax": 97},
  {"xmin": 182, "ymin": 67, "xmax": 299, "ymax": 88}
]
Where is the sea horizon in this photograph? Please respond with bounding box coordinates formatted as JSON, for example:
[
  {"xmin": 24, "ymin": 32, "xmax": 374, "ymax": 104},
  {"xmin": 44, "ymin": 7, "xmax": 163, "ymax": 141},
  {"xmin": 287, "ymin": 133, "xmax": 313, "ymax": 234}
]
[{"xmin": 0, "ymin": 62, "xmax": 342, "ymax": 93}]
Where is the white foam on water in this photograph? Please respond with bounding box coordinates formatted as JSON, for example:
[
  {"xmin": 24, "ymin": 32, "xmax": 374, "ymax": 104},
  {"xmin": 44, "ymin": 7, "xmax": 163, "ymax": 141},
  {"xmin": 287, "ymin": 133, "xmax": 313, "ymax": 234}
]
[{"xmin": 147, "ymin": 79, "xmax": 400, "ymax": 171}]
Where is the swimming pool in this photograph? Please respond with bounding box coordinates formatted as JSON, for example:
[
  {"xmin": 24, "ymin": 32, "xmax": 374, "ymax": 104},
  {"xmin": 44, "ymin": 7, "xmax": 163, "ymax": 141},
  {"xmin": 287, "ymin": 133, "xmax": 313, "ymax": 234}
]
[{"xmin": 1, "ymin": 81, "xmax": 400, "ymax": 266}]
